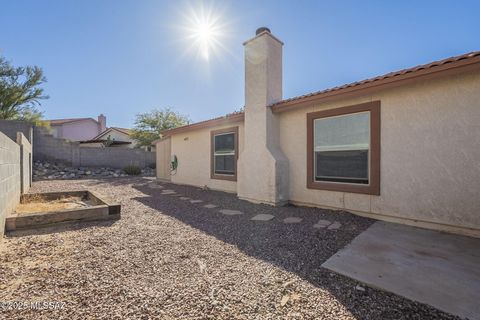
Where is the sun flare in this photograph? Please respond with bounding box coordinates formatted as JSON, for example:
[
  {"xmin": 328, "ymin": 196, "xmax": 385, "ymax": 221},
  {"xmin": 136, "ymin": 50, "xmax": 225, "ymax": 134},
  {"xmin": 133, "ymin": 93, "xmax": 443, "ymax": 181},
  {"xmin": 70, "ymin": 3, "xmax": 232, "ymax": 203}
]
[{"xmin": 180, "ymin": 2, "xmax": 230, "ymax": 61}]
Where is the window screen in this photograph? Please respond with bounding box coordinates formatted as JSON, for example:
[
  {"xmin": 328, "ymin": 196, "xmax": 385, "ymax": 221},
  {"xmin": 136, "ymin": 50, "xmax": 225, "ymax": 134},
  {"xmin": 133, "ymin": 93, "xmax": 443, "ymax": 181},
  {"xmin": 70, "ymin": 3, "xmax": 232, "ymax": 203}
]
[
  {"xmin": 214, "ymin": 133, "xmax": 235, "ymax": 175},
  {"xmin": 314, "ymin": 112, "xmax": 370, "ymax": 184}
]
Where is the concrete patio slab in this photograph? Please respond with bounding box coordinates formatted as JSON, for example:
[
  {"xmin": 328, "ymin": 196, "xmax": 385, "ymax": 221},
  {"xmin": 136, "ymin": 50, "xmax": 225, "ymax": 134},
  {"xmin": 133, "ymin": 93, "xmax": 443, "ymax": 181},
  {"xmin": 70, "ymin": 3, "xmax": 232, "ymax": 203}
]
[
  {"xmin": 219, "ymin": 209, "xmax": 243, "ymax": 216},
  {"xmin": 203, "ymin": 204, "xmax": 217, "ymax": 209},
  {"xmin": 251, "ymin": 214, "xmax": 274, "ymax": 221},
  {"xmin": 322, "ymin": 221, "xmax": 480, "ymax": 320},
  {"xmin": 283, "ymin": 217, "xmax": 302, "ymax": 224}
]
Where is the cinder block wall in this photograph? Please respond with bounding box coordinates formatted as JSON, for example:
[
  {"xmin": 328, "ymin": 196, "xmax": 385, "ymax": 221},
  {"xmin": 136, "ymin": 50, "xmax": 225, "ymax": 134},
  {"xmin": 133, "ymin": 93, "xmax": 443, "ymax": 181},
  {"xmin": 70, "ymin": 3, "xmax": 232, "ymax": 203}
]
[
  {"xmin": 34, "ymin": 126, "xmax": 155, "ymax": 168},
  {"xmin": 0, "ymin": 120, "xmax": 33, "ymax": 143},
  {"xmin": 0, "ymin": 132, "xmax": 21, "ymax": 238},
  {"xmin": 17, "ymin": 132, "xmax": 32, "ymax": 194}
]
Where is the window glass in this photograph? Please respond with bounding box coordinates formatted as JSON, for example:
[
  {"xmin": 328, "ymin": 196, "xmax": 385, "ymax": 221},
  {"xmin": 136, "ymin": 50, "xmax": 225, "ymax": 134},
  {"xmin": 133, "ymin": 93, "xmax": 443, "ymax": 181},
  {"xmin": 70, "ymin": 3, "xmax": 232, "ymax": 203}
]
[
  {"xmin": 214, "ymin": 133, "xmax": 235, "ymax": 153},
  {"xmin": 214, "ymin": 132, "xmax": 235, "ymax": 175},
  {"xmin": 314, "ymin": 112, "xmax": 370, "ymax": 184}
]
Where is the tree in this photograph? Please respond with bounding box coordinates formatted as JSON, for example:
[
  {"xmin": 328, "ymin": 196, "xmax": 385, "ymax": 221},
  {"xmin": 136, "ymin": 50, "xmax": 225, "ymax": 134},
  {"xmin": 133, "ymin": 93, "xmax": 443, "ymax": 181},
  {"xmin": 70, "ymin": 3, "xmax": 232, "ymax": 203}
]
[
  {"xmin": 131, "ymin": 108, "xmax": 190, "ymax": 147},
  {"xmin": 0, "ymin": 56, "xmax": 48, "ymax": 124}
]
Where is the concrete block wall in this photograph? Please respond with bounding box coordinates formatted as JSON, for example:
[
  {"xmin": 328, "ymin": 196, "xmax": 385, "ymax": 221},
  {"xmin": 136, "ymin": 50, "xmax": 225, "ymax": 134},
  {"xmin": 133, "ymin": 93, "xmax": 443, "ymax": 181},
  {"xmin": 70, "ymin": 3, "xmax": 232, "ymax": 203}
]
[
  {"xmin": 0, "ymin": 132, "xmax": 21, "ymax": 238},
  {"xmin": 34, "ymin": 126, "xmax": 155, "ymax": 168},
  {"xmin": 0, "ymin": 120, "xmax": 33, "ymax": 143},
  {"xmin": 79, "ymin": 147, "xmax": 155, "ymax": 168},
  {"xmin": 33, "ymin": 126, "xmax": 80, "ymax": 165},
  {"xmin": 17, "ymin": 132, "xmax": 32, "ymax": 194}
]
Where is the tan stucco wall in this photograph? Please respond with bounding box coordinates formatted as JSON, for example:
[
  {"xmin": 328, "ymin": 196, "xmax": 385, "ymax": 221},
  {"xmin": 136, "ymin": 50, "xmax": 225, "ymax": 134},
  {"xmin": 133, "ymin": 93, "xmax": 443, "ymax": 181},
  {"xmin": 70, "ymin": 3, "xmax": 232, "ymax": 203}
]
[
  {"xmin": 169, "ymin": 122, "xmax": 244, "ymax": 193},
  {"xmin": 156, "ymin": 137, "xmax": 171, "ymax": 181},
  {"xmin": 278, "ymin": 68, "xmax": 480, "ymax": 236}
]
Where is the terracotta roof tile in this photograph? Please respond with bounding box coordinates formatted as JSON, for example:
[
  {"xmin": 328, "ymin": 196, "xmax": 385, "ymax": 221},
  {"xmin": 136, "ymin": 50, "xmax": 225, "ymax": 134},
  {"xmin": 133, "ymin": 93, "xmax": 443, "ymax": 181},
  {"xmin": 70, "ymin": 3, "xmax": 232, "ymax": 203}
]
[{"xmin": 271, "ymin": 51, "xmax": 480, "ymax": 109}]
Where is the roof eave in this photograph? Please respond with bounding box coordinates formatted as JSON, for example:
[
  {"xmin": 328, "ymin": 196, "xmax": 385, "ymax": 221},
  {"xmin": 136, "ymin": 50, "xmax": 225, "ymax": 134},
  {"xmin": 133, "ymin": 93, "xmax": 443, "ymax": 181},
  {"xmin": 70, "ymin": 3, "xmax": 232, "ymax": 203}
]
[{"xmin": 271, "ymin": 54, "xmax": 480, "ymax": 113}]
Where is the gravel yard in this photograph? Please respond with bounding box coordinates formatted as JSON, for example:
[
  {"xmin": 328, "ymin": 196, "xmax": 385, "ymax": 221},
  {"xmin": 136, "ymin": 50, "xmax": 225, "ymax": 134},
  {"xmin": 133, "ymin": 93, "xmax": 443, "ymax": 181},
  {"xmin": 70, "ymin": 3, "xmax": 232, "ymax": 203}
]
[{"xmin": 0, "ymin": 177, "xmax": 458, "ymax": 319}]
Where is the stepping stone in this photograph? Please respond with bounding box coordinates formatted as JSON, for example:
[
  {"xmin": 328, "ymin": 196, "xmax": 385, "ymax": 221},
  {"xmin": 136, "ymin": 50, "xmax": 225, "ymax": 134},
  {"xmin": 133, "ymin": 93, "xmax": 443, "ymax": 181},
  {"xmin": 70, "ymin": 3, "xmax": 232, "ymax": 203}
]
[
  {"xmin": 219, "ymin": 209, "xmax": 243, "ymax": 216},
  {"xmin": 203, "ymin": 204, "xmax": 217, "ymax": 209},
  {"xmin": 251, "ymin": 214, "xmax": 274, "ymax": 221},
  {"xmin": 161, "ymin": 190, "xmax": 176, "ymax": 195},
  {"xmin": 148, "ymin": 183, "xmax": 164, "ymax": 189},
  {"xmin": 180, "ymin": 197, "xmax": 190, "ymax": 200},
  {"xmin": 283, "ymin": 217, "xmax": 302, "ymax": 224},
  {"xmin": 328, "ymin": 221, "xmax": 342, "ymax": 230},
  {"xmin": 313, "ymin": 219, "xmax": 332, "ymax": 229},
  {"xmin": 190, "ymin": 200, "xmax": 203, "ymax": 203}
]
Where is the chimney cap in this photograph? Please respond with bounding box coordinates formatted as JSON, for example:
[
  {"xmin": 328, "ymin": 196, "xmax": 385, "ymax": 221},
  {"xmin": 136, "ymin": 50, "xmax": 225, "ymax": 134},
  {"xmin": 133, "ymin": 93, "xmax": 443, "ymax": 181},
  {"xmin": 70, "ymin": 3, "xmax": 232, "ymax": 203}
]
[{"xmin": 256, "ymin": 27, "xmax": 271, "ymax": 35}]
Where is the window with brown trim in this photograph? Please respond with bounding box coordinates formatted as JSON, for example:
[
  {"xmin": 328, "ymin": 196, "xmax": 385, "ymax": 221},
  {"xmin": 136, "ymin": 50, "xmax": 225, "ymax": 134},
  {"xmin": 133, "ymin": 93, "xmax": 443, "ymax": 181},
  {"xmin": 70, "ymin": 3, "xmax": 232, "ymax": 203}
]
[
  {"xmin": 307, "ymin": 101, "xmax": 380, "ymax": 195},
  {"xmin": 211, "ymin": 127, "xmax": 239, "ymax": 181}
]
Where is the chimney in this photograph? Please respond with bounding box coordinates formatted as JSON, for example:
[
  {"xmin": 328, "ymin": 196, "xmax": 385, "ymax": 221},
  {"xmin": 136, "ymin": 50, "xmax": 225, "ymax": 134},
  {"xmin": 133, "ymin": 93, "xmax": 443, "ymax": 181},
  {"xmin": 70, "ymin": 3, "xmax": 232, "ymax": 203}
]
[
  {"xmin": 237, "ymin": 27, "xmax": 289, "ymax": 205},
  {"xmin": 98, "ymin": 114, "xmax": 106, "ymax": 133}
]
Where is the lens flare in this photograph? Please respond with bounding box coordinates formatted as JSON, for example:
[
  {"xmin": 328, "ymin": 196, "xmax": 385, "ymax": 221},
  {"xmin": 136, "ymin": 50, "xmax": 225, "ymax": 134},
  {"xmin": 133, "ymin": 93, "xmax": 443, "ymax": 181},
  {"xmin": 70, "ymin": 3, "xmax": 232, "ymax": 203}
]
[{"xmin": 180, "ymin": 2, "xmax": 230, "ymax": 61}]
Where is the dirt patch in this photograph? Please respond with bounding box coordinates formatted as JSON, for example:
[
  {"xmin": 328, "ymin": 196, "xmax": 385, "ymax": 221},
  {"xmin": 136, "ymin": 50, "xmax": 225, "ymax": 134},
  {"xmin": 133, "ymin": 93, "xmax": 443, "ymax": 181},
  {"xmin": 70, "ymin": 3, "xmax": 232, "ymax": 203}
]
[{"xmin": 15, "ymin": 195, "xmax": 94, "ymax": 215}]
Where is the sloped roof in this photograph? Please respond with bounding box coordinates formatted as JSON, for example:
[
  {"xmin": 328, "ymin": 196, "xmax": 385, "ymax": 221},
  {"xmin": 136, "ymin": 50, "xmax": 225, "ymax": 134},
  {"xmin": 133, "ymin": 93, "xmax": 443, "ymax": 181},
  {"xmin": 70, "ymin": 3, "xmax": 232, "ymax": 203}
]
[
  {"xmin": 271, "ymin": 51, "xmax": 480, "ymax": 112},
  {"xmin": 111, "ymin": 127, "xmax": 131, "ymax": 135},
  {"xmin": 160, "ymin": 112, "xmax": 244, "ymax": 137},
  {"xmin": 92, "ymin": 127, "xmax": 132, "ymax": 140},
  {"xmin": 48, "ymin": 118, "xmax": 97, "ymax": 125},
  {"xmin": 159, "ymin": 50, "xmax": 480, "ymax": 136}
]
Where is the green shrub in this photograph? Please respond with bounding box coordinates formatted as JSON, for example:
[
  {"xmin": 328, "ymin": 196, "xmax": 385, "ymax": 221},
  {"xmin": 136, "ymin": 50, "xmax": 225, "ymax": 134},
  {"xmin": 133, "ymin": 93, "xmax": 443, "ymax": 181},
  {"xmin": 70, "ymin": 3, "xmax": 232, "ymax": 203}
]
[{"xmin": 123, "ymin": 165, "xmax": 142, "ymax": 175}]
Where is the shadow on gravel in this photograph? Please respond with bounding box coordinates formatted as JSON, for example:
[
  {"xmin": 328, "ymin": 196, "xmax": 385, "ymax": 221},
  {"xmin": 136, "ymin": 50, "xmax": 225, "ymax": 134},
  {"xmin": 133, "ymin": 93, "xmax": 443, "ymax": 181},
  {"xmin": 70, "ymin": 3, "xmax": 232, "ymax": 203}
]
[
  {"xmin": 6, "ymin": 219, "xmax": 117, "ymax": 238},
  {"xmin": 131, "ymin": 181, "xmax": 456, "ymax": 320}
]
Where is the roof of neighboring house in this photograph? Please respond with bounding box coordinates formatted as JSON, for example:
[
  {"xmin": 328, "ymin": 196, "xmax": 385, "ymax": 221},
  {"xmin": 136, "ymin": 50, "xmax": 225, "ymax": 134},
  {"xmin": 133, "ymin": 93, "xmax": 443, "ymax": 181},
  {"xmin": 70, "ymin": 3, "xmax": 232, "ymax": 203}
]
[
  {"xmin": 271, "ymin": 50, "xmax": 480, "ymax": 112},
  {"xmin": 79, "ymin": 139, "xmax": 131, "ymax": 145},
  {"xmin": 92, "ymin": 127, "xmax": 132, "ymax": 140},
  {"xmin": 48, "ymin": 118, "xmax": 97, "ymax": 125},
  {"xmin": 111, "ymin": 127, "xmax": 132, "ymax": 135},
  {"xmin": 158, "ymin": 50, "xmax": 480, "ymax": 137}
]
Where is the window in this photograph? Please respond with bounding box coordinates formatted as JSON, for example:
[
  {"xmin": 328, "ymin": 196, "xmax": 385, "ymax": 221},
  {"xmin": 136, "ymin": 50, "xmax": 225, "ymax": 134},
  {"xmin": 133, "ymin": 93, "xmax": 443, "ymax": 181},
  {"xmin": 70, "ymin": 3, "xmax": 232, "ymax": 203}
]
[
  {"xmin": 307, "ymin": 101, "xmax": 380, "ymax": 195},
  {"xmin": 211, "ymin": 127, "xmax": 238, "ymax": 181}
]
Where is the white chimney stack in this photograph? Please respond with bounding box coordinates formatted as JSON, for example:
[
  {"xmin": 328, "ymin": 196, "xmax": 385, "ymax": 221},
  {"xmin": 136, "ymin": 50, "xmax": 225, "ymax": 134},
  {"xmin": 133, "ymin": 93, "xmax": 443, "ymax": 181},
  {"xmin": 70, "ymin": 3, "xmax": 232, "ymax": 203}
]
[{"xmin": 237, "ymin": 27, "xmax": 289, "ymax": 205}]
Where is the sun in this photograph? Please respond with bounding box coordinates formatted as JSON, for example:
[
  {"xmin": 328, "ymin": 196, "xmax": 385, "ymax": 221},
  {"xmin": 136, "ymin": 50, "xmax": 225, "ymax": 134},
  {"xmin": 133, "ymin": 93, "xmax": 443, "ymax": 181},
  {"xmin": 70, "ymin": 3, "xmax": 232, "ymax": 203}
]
[{"xmin": 180, "ymin": 2, "xmax": 229, "ymax": 61}]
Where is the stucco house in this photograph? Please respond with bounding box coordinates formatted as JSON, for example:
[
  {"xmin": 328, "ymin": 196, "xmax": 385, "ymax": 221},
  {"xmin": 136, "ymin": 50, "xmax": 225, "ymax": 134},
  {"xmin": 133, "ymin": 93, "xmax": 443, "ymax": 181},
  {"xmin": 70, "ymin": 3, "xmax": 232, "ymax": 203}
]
[
  {"xmin": 48, "ymin": 114, "xmax": 107, "ymax": 141},
  {"xmin": 79, "ymin": 127, "xmax": 135, "ymax": 148},
  {"xmin": 155, "ymin": 28, "xmax": 480, "ymax": 238}
]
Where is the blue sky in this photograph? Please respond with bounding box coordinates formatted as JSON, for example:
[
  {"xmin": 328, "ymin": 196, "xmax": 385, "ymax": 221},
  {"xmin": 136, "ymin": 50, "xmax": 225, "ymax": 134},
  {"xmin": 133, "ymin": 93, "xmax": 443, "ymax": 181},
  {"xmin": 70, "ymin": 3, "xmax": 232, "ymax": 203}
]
[{"xmin": 1, "ymin": 0, "xmax": 478, "ymax": 128}]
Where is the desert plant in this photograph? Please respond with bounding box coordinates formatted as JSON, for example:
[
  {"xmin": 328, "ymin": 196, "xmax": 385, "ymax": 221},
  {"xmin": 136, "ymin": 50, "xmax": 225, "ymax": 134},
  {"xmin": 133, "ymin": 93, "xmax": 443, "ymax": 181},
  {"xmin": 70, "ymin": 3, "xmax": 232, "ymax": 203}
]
[
  {"xmin": 123, "ymin": 165, "xmax": 142, "ymax": 175},
  {"xmin": 0, "ymin": 56, "xmax": 48, "ymax": 122},
  {"xmin": 131, "ymin": 108, "xmax": 190, "ymax": 148}
]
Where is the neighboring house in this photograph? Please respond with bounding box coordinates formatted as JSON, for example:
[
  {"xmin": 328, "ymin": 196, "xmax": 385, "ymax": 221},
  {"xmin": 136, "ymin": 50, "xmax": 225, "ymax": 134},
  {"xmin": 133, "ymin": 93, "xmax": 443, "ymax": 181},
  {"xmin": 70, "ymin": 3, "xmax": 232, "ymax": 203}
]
[
  {"xmin": 48, "ymin": 114, "xmax": 107, "ymax": 141},
  {"xmin": 79, "ymin": 127, "xmax": 135, "ymax": 148},
  {"xmin": 155, "ymin": 27, "xmax": 480, "ymax": 238}
]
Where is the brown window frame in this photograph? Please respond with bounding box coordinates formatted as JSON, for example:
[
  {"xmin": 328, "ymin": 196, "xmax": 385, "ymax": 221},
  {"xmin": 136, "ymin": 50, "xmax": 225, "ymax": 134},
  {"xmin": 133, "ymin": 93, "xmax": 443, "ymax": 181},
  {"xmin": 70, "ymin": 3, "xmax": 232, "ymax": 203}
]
[
  {"xmin": 306, "ymin": 101, "xmax": 380, "ymax": 195},
  {"xmin": 211, "ymin": 126, "xmax": 239, "ymax": 181}
]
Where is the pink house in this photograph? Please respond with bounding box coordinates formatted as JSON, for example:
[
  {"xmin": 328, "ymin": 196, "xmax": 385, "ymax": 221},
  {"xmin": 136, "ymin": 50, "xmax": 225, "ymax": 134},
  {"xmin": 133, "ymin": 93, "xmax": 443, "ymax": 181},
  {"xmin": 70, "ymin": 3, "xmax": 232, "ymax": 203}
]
[{"xmin": 48, "ymin": 114, "xmax": 107, "ymax": 141}]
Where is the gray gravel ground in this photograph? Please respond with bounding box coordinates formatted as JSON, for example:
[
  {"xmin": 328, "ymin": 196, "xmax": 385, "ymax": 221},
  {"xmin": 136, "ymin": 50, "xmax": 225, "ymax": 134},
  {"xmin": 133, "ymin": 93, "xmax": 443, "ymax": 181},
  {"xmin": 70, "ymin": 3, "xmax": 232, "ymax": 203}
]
[{"xmin": 0, "ymin": 177, "xmax": 459, "ymax": 320}]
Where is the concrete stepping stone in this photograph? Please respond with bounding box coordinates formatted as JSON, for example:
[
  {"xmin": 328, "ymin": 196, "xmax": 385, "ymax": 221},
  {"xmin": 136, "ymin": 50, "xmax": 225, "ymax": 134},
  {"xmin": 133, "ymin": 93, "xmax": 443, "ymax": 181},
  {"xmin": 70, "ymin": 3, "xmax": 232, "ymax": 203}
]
[
  {"xmin": 219, "ymin": 209, "xmax": 243, "ymax": 216},
  {"xmin": 313, "ymin": 219, "xmax": 332, "ymax": 228},
  {"xmin": 190, "ymin": 200, "xmax": 203, "ymax": 203},
  {"xmin": 148, "ymin": 183, "xmax": 164, "ymax": 189},
  {"xmin": 283, "ymin": 217, "xmax": 302, "ymax": 224},
  {"xmin": 251, "ymin": 214, "xmax": 274, "ymax": 221},
  {"xmin": 161, "ymin": 190, "xmax": 176, "ymax": 195},
  {"xmin": 328, "ymin": 221, "xmax": 342, "ymax": 230},
  {"xmin": 203, "ymin": 204, "xmax": 217, "ymax": 209},
  {"xmin": 180, "ymin": 197, "xmax": 190, "ymax": 200}
]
